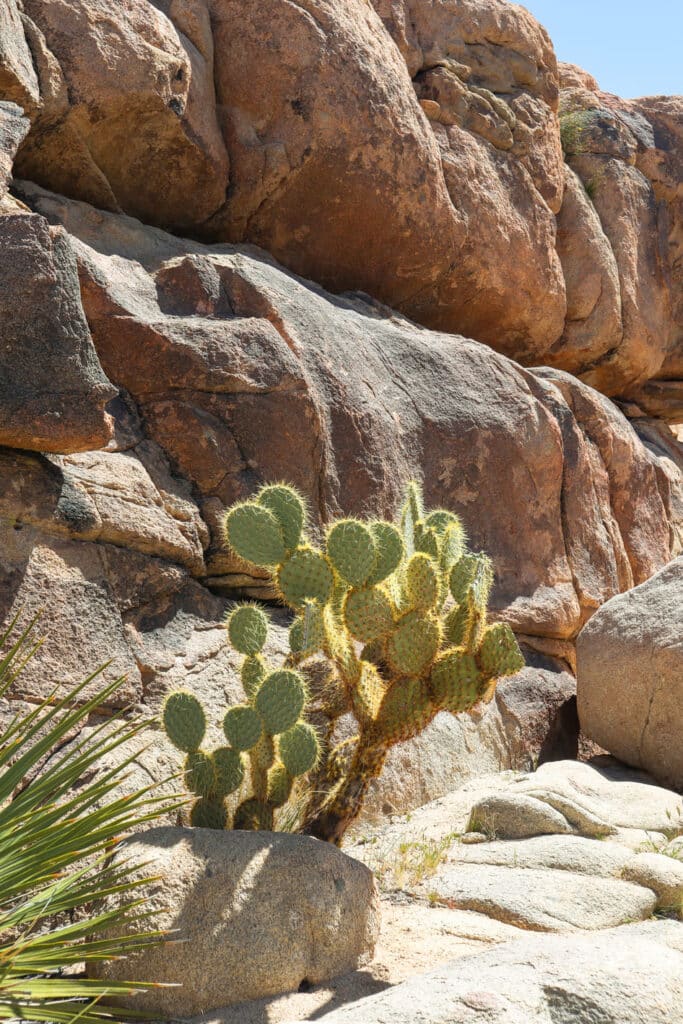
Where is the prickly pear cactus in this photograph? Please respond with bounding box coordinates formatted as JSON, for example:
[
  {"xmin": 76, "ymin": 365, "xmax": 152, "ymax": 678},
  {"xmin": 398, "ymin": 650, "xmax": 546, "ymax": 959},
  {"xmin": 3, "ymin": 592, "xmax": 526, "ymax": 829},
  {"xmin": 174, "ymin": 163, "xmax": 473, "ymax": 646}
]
[
  {"xmin": 161, "ymin": 599, "xmax": 320, "ymax": 831},
  {"xmin": 217, "ymin": 479, "xmax": 524, "ymax": 844}
]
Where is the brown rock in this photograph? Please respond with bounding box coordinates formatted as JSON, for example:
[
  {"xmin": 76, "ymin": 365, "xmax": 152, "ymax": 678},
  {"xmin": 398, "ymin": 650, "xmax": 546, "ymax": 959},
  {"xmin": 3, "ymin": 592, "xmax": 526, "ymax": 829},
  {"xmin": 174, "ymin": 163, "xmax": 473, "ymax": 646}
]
[
  {"xmin": 23, "ymin": 185, "xmax": 680, "ymax": 643},
  {"xmin": 0, "ymin": 211, "xmax": 115, "ymax": 452},
  {"xmin": 551, "ymin": 165, "xmax": 622, "ymax": 375},
  {"xmin": 0, "ymin": 0, "xmax": 39, "ymax": 113},
  {"xmin": 15, "ymin": 0, "xmax": 229, "ymax": 230},
  {"xmin": 0, "ymin": 100, "xmax": 29, "ymax": 196},
  {"xmin": 577, "ymin": 558, "xmax": 683, "ymax": 790}
]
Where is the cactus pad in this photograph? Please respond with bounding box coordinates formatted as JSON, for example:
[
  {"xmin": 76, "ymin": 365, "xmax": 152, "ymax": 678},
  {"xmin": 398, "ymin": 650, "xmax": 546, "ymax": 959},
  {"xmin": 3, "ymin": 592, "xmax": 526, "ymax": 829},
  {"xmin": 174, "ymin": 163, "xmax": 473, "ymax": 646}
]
[
  {"xmin": 228, "ymin": 604, "xmax": 269, "ymax": 655},
  {"xmin": 406, "ymin": 552, "xmax": 439, "ymax": 611},
  {"xmin": 326, "ymin": 519, "xmax": 377, "ymax": 587},
  {"xmin": 163, "ymin": 690, "xmax": 206, "ymax": 753},
  {"xmin": 212, "ymin": 746, "xmax": 245, "ymax": 796},
  {"xmin": 449, "ymin": 553, "xmax": 479, "ymax": 604},
  {"xmin": 225, "ymin": 502, "xmax": 287, "ymax": 567},
  {"xmin": 277, "ymin": 546, "xmax": 334, "ymax": 608},
  {"xmin": 223, "ymin": 704, "xmax": 262, "ymax": 751},
  {"xmin": 444, "ymin": 602, "xmax": 470, "ymax": 647},
  {"xmin": 241, "ymin": 654, "xmax": 267, "ymax": 699},
  {"xmin": 233, "ymin": 798, "xmax": 273, "ymax": 831},
  {"xmin": 258, "ymin": 484, "xmax": 305, "ymax": 551},
  {"xmin": 279, "ymin": 722, "xmax": 320, "ymax": 776},
  {"xmin": 289, "ymin": 601, "xmax": 325, "ymax": 655},
  {"xmin": 366, "ymin": 522, "xmax": 404, "ymax": 585},
  {"xmin": 478, "ymin": 622, "xmax": 524, "ymax": 679},
  {"xmin": 343, "ymin": 587, "xmax": 394, "ymax": 642},
  {"xmin": 351, "ymin": 661, "xmax": 386, "ymax": 724},
  {"xmin": 184, "ymin": 751, "xmax": 215, "ymax": 797},
  {"xmin": 267, "ymin": 762, "xmax": 294, "ymax": 806},
  {"xmin": 255, "ymin": 669, "xmax": 306, "ymax": 734},
  {"xmin": 374, "ymin": 677, "xmax": 436, "ymax": 743},
  {"xmin": 424, "ymin": 509, "xmax": 459, "ymax": 535},
  {"xmin": 414, "ymin": 523, "xmax": 439, "ymax": 559},
  {"xmin": 190, "ymin": 797, "xmax": 228, "ymax": 830},
  {"xmin": 431, "ymin": 648, "xmax": 481, "ymax": 712},
  {"xmin": 387, "ymin": 611, "xmax": 440, "ymax": 676}
]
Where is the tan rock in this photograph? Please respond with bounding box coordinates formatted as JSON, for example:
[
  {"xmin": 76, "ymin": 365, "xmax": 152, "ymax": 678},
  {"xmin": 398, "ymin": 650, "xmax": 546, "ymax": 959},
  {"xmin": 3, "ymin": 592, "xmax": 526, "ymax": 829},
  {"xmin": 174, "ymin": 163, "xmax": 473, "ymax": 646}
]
[
  {"xmin": 577, "ymin": 558, "xmax": 683, "ymax": 789},
  {"xmin": 88, "ymin": 827, "xmax": 380, "ymax": 1014},
  {"xmin": 621, "ymin": 852, "xmax": 683, "ymax": 913},
  {"xmin": 0, "ymin": 0, "xmax": 39, "ymax": 112},
  {"xmin": 420, "ymin": 862, "xmax": 655, "ymax": 931},
  {"xmin": 552, "ymin": 165, "xmax": 622, "ymax": 374},
  {"xmin": 16, "ymin": 0, "xmax": 229, "ymax": 230}
]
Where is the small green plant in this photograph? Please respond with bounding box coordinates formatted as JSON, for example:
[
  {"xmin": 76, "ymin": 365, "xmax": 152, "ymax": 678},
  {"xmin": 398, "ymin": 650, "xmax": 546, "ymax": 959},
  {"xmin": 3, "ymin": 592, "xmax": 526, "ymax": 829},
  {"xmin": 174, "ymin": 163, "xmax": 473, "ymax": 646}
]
[
  {"xmin": 0, "ymin": 616, "xmax": 176, "ymax": 1023},
  {"xmin": 559, "ymin": 109, "xmax": 598, "ymax": 157},
  {"xmin": 163, "ymin": 481, "xmax": 524, "ymax": 844}
]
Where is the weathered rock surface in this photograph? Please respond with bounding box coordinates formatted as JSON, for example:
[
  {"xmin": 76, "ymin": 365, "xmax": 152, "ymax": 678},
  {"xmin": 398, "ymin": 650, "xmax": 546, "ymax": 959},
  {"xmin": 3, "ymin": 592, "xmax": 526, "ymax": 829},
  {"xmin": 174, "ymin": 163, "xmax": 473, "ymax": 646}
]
[
  {"xmin": 288, "ymin": 927, "xmax": 683, "ymax": 1023},
  {"xmin": 88, "ymin": 827, "xmax": 380, "ymax": 1015},
  {"xmin": 1, "ymin": 1, "xmax": 680, "ymax": 402},
  {"xmin": 19, "ymin": 185, "xmax": 680, "ymax": 645},
  {"xmin": 14, "ymin": 0, "xmax": 228, "ymax": 230},
  {"xmin": 0, "ymin": 209, "xmax": 114, "ymax": 452},
  {"xmin": 577, "ymin": 557, "xmax": 683, "ymax": 789}
]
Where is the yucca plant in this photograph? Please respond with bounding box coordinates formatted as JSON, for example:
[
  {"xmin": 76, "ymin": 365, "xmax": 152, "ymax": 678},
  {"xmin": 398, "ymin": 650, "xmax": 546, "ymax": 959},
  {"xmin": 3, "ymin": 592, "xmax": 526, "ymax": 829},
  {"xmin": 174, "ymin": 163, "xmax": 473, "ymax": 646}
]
[{"xmin": 0, "ymin": 615, "xmax": 177, "ymax": 1023}]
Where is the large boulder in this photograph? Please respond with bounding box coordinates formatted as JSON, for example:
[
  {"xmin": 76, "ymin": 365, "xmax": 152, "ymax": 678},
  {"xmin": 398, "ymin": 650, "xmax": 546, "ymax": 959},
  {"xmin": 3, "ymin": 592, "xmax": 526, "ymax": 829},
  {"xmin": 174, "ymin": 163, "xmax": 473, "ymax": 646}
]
[
  {"xmin": 287, "ymin": 926, "xmax": 683, "ymax": 1023},
  {"xmin": 577, "ymin": 558, "xmax": 683, "ymax": 789},
  {"xmin": 22, "ymin": 184, "xmax": 680, "ymax": 645},
  {"xmin": 13, "ymin": 0, "xmax": 229, "ymax": 229},
  {"xmin": 88, "ymin": 827, "xmax": 380, "ymax": 1014}
]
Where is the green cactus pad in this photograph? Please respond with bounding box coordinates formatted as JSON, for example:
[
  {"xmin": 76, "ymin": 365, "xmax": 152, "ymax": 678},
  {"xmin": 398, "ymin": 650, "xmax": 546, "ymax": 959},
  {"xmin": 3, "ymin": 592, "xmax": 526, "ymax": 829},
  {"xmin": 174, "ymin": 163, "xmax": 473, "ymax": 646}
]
[
  {"xmin": 440, "ymin": 521, "xmax": 466, "ymax": 573},
  {"xmin": 402, "ymin": 481, "xmax": 425, "ymax": 525},
  {"xmin": 255, "ymin": 669, "xmax": 306, "ymax": 734},
  {"xmin": 162, "ymin": 690, "xmax": 206, "ymax": 753},
  {"xmin": 190, "ymin": 797, "xmax": 228, "ymax": 829},
  {"xmin": 343, "ymin": 587, "xmax": 394, "ymax": 642},
  {"xmin": 227, "ymin": 604, "xmax": 269, "ymax": 655},
  {"xmin": 250, "ymin": 733, "xmax": 275, "ymax": 774},
  {"xmin": 374, "ymin": 677, "xmax": 436, "ymax": 744},
  {"xmin": 241, "ymin": 654, "xmax": 267, "ymax": 699},
  {"xmin": 267, "ymin": 762, "xmax": 294, "ymax": 807},
  {"xmin": 223, "ymin": 704, "xmax": 262, "ymax": 751},
  {"xmin": 424, "ymin": 509, "xmax": 459, "ymax": 535},
  {"xmin": 326, "ymin": 519, "xmax": 377, "ymax": 587},
  {"xmin": 414, "ymin": 523, "xmax": 439, "ymax": 559},
  {"xmin": 212, "ymin": 745, "xmax": 245, "ymax": 796},
  {"xmin": 233, "ymin": 797, "xmax": 273, "ymax": 831},
  {"xmin": 366, "ymin": 522, "xmax": 404, "ymax": 585},
  {"xmin": 351, "ymin": 661, "xmax": 387, "ymax": 724},
  {"xmin": 444, "ymin": 602, "xmax": 470, "ymax": 647},
  {"xmin": 406, "ymin": 552, "xmax": 439, "ymax": 611},
  {"xmin": 431, "ymin": 648, "xmax": 481, "ymax": 712},
  {"xmin": 478, "ymin": 622, "xmax": 524, "ymax": 679},
  {"xmin": 258, "ymin": 484, "xmax": 305, "ymax": 551},
  {"xmin": 224, "ymin": 502, "xmax": 286, "ymax": 567},
  {"xmin": 387, "ymin": 611, "xmax": 441, "ymax": 676},
  {"xmin": 184, "ymin": 751, "xmax": 215, "ymax": 798},
  {"xmin": 277, "ymin": 546, "xmax": 334, "ymax": 609},
  {"xmin": 449, "ymin": 553, "xmax": 479, "ymax": 604},
  {"xmin": 279, "ymin": 722, "xmax": 320, "ymax": 776},
  {"xmin": 289, "ymin": 601, "xmax": 325, "ymax": 655}
]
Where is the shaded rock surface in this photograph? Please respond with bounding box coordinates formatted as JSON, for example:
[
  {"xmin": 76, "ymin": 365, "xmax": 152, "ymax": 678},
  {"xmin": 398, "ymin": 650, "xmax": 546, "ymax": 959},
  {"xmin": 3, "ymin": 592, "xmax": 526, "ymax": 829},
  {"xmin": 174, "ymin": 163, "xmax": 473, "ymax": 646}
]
[
  {"xmin": 88, "ymin": 826, "xmax": 380, "ymax": 1015},
  {"xmin": 577, "ymin": 557, "xmax": 683, "ymax": 789}
]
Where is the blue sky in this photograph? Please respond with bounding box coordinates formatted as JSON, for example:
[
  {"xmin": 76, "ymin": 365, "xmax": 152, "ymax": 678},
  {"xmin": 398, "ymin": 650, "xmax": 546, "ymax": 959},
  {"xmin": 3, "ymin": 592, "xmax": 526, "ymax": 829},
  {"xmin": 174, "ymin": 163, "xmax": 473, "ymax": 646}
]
[{"xmin": 519, "ymin": 1, "xmax": 682, "ymax": 98}]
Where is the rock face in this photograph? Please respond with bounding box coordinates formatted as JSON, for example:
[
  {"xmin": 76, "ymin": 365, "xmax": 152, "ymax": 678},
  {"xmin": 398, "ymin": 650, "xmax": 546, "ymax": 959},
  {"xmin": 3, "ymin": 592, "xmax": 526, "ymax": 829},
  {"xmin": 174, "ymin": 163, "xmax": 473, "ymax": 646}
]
[
  {"xmin": 577, "ymin": 558, "xmax": 683, "ymax": 789},
  {"xmin": 1, "ymin": 0, "xmax": 680, "ymax": 402},
  {"xmin": 288, "ymin": 927, "xmax": 683, "ymax": 1024},
  {"xmin": 18, "ymin": 186, "xmax": 680, "ymax": 646},
  {"xmin": 88, "ymin": 827, "xmax": 380, "ymax": 1014}
]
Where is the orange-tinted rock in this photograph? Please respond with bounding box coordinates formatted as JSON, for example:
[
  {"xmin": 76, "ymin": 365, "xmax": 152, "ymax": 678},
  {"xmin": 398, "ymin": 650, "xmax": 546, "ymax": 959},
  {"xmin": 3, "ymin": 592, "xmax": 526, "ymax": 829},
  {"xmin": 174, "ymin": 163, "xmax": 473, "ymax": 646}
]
[
  {"xmin": 15, "ymin": 0, "xmax": 228, "ymax": 230},
  {"xmin": 25, "ymin": 185, "xmax": 679, "ymax": 642}
]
